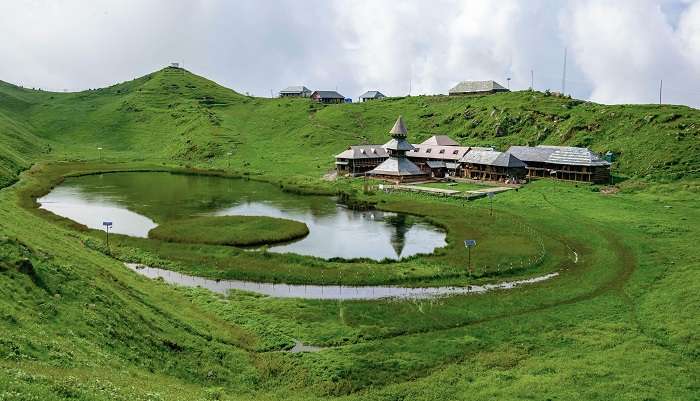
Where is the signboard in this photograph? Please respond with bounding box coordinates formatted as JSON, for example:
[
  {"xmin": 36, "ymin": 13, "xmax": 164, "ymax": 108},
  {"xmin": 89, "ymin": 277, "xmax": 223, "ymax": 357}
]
[
  {"xmin": 487, "ymin": 192, "xmax": 495, "ymax": 199},
  {"xmin": 464, "ymin": 240, "xmax": 476, "ymax": 248},
  {"xmin": 102, "ymin": 221, "xmax": 113, "ymax": 227}
]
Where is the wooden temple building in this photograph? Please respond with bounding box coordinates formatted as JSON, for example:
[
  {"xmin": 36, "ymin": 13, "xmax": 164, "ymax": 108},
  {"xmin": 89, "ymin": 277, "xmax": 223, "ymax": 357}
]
[
  {"xmin": 335, "ymin": 117, "xmax": 611, "ymax": 184},
  {"xmin": 507, "ymin": 145, "xmax": 611, "ymax": 184},
  {"xmin": 366, "ymin": 116, "xmax": 427, "ymax": 183}
]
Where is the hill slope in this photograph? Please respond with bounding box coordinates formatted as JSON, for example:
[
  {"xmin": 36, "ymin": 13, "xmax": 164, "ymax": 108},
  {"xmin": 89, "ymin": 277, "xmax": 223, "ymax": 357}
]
[{"xmin": 0, "ymin": 67, "xmax": 698, "ymax": 185}]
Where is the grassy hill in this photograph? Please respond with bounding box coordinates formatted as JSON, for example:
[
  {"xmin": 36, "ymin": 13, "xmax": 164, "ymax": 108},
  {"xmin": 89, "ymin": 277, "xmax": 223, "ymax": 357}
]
[
  {"xmin": 1, "ymin": 67, "xmax": 699, "ymax": 185},
  {"xmin": 0, "ymin": 68, "xmax": 698, "ymax": 400}
]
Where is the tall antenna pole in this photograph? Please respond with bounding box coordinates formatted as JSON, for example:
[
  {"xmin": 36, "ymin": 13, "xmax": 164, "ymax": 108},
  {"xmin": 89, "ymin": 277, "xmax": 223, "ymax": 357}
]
[
  {"xmin": 659, "ymin": 80, "xmax": 663, "ymax": 105},
  {"xmin": 408, "ymin": 79, "xmax": 412, "ymax": 96},
  {"xmin": 530, "ymin": 69, "xmax": 534, "ymax": 90},
  {"xmin": 561, "ymin": 47, "xmax": 567, "ymax": 94}
]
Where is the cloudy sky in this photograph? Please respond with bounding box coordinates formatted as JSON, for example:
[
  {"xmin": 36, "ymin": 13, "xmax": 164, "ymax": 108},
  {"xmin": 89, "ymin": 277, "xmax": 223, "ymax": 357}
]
[{"xmin": 2, "ymin": 0, "xmax": 699, "ymax": 108}]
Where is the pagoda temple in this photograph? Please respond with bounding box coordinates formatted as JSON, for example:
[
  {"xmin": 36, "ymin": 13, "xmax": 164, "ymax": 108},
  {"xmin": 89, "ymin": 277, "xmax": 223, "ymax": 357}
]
[{"xmin": 368, "ymin": 116, "xmax": 428, "ymax": 183}]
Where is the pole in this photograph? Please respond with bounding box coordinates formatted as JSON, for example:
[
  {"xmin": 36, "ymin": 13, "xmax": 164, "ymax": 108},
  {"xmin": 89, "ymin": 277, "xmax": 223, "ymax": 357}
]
[
  {"xmin": 468, "ymin": 246, "xmax": 472, "ymax": 275},
  {"xmin": 490, "ymin": 196, "xmax": 493, "ymax": 216},
  {"xmin": 659, "ymin": 79, "xmax": 663, "ymax": 105},
  {"xmin": 562, "ymin": 47, "xmax": 567, "ymax": 95},
  {"xmin": 105, "ymin": 226, "xmax": 110, "ymax": 254},
  {"xmin": 530, "ymin": 69, "xmax": 534, "ymax": 90}
]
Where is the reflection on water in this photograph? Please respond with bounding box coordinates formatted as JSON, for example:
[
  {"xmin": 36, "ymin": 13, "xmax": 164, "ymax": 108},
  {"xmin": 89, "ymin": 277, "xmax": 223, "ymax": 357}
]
[
  {"xmin": 38, "ymin": 172, "xmax": 447, "ymax": 260},
  {"xmin": 126, "ymin": 263, "xmax": 559, "ymax": 300}
]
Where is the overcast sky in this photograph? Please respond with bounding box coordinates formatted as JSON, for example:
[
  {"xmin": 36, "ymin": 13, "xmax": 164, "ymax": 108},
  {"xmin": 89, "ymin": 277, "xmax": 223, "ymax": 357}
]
[{"xmin": 2, "ymin": 0, "xmax": 699, "ymax": 108}]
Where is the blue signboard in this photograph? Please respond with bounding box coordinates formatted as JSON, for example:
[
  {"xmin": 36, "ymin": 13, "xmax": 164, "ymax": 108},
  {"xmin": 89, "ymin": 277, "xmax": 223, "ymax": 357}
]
[
  {"xmin": 102, "ymin": 221, "xmax": 113, "ymax": 227},
  {"xmin": 464, "ymin": 239, "xmax": 476, "ymax": 248}
]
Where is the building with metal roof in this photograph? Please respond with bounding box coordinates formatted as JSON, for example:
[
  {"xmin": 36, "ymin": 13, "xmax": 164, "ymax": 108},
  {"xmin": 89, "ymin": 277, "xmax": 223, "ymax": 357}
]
[
  {"xmin": 311, "ymin": 90, "xmax": 345, "ymax": 104},
  {"xmin": 459, "ymin": 150, "xmax": 526, "ymax": 182},
  {"xmin": 420, "ymin": 135, "xmax": 460, "ymax": 146},
  {"xmin": 507, "ymin": 145, "xmax": 611, "ymax": 183},
  {"xmin": 279, "ymin": 86, "xmax": 312, "ymax": 98},
  {"xmin": 449, "ymin": 80, "xmax": 509, "ymax": 96},
  {"xmin": 359, "ymin": 91, "xmax": 386, "ymax": 102}
]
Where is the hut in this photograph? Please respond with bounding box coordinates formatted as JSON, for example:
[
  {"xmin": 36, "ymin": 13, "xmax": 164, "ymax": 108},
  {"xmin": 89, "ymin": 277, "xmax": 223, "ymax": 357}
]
[
  {"xmin": 449, "ymin": 80, "xmax": 509, "ymax": 96},
  {"xmin": 279, "ymin": 86, "xmax": 312, "ymax": 98},
  {"xmin": 507, "ymin": 145, "xmax": 611, "ymax": 184},
  {"xmin": 459, "ymin": 150, "xmax": 526, "ymax": 182},
  {"xmin": 359, "ymin": 91, "xmax": 386, "ymax": 102},
  {"xmin": 368, "ymin": 116, "xmax": 428, "ymax": 183},
  {"xmin": 310, "ymin": 90, "xmax": 345, "ymax": 104}
]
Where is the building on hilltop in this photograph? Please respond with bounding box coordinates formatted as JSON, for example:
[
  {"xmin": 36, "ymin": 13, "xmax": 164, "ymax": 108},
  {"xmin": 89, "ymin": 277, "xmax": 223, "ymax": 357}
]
[
  {"xmin": 279, "ymin": 86, "xmax": 312, "ymax": 98},
  {"xmin": 359, "ymin": 91, "xmax": 386, "ymax": 102},
  {"xmin": 459, "ymin": 150, "xmax": 526, "ymax": 181},
  {"xmin": 507, "ymin": 145, "xmax": 611, "ymax": 184},
  {"xmin": 311, "ymin": 90, "xmax": 345, "ymax": 104},
  {"xmin": 449, "ymin": 80, "xmax": 509, "ymax": 96},
  {"xmin": 367, "ymin": 116, "xmax": 428, "ymax": 183}
]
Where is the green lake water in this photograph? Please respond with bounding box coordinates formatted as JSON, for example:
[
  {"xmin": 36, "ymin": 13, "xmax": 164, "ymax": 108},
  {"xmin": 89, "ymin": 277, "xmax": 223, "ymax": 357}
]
[{"xmin": 39, "ymin": 172, "xmax": 447, "ymax": 260}]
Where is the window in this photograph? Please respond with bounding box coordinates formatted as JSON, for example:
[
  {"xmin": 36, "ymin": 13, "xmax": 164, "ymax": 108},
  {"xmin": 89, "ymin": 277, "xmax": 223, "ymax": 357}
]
[
  {"xmin": 426, "ymin": 148, "xmax": 432, "ymax": 153},
  {"xmin": 413, "ymin": 148, "xmax": 420, "ymax": 152},
  {"xmin": 439, "ymin": 149, "xmax": 445, "ymax": 154},
  {"xmin": 453, "ymin": 150, "xmax": 459, "ymax": 155}
]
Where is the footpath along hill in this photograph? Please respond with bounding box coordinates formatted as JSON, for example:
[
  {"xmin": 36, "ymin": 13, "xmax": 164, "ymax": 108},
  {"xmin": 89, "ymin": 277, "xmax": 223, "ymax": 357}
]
[{"xmin": 0, "ymin": 67, "xmax": 699, "ymax": 185}]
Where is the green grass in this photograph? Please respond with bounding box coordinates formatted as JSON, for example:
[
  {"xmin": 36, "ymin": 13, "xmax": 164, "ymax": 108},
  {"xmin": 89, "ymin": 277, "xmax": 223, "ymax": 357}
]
[
  {"xmin": 0, "ymin": 68, "xmax": 697, "ymax": 400},
  {"xmin": 148, "ymin": 215, "xmax": 309, "ymax": 246}
]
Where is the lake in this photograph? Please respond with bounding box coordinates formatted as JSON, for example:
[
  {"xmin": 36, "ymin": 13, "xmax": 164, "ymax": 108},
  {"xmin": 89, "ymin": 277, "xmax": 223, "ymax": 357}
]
[{"xmin": 38, "ymin": 172, "xmax": 447, "ymax": 260}]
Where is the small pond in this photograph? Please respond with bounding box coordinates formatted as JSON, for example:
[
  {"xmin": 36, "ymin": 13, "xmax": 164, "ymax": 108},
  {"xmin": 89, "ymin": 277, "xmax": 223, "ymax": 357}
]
[{"xmin": 38, "ymin": 172, "xmax": 447, "ymax": 260}]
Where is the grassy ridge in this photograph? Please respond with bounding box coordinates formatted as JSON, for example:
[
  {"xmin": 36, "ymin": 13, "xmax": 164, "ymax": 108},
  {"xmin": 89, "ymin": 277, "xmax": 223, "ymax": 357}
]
[
  {"xmin": 148, "ymin": 215, "xmax": 309, "ymax": 246},
  {"xmin": 0, "ymin": 67, "xmax": 699, "ymax": 184},
  {"xmin": 0, "ymin": 69, "xmax": 697, "ymax": 400}
]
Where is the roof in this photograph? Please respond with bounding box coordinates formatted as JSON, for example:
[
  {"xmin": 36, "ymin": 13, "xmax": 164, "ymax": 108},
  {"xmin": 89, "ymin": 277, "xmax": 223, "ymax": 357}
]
[
  {"xmin": 369, "ymin": 157, "xmax": 425, "ymax": 176},
  {"xmin": 335, "ymin": 145, "xmax": 389, "ymax": 159},
  {"xmin": 280, "ymin": 86, "xmax": 311, "ymax": 94},
  {"xmin": 420, "ymin": 135, "xmax": 460, "ymax": 146},
  {"xmin": 384, "ymin": 139, "xmax": 415, "ymax": 152},
  {"xmin": 409, "ymin": 145, "xmax": 471, "ymax": 161},
  {"xmin": 312, "ymin": 90, "xmax": 344, "ymax": 99},
  {"xmin": 389, "ymin": 116, "xmax": 408, "ymax": 137},
  {"xmin": 449, "ymin": 80, "xmax": 508, "ymax": 94},
  {"xmin": 460, "ymin": 150, "xmax": 526, "ymax": 168},
  {"xmin": 507, "ymin": 145, "xmax": 611, "ymax": 167},
  {"xmin": 426, "ymin": 160, "xmax": 446, "ymax": 169},
  {"xmin": 359, "ymin": 90, "xmax": 386, "ymax": 99}
]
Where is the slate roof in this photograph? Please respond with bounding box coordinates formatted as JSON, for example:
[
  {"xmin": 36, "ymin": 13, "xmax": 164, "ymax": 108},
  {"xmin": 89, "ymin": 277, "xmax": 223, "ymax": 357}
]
[
  {"xmin": 460, "ymin": 150, "xmax": 526, "ymax": 168},
  {"xmin": 335, "ymin": 145, "xmax": 389, "ymax": 159},
  {"xmin": 409, "ymin": 145, "xmax": 471, "ymax": 161},
  {"xmin": 280, "ymin": 86, "xmax": 311, "ymax": 94},
  {"xmin": 312, "ymin": 90, "xmax": 345, "ymax": 99},
  {"xmin": 369, "ymin": 157, "xmax": 425, "ymax": 176},
  {"xmin": 359, "ymin": 90, "xmax": 386, "ymax": 99},
  {"xmin": 507, "ymin": 145, "xmax": 610, "ymax": 167},
  {"xmin": 420, "ymin": 135, "xmax": 460, "ymax": 146},
  {"xmin": 449, "ymin": 80, "xmax": 508, "ymax": 94}
]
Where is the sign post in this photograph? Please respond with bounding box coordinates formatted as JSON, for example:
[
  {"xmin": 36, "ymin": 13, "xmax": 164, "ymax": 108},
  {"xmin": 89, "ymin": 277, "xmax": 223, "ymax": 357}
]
[
  {"xmin": 102, "ymin": 221, "xmax": 113, "ymax": 254},
  {"xmin": 464, "ymin": 240, "xmax": 477, "ymax": 275},
  {"xmin": 487, "ymin": 192, "xmax": 494, "ymax": 216}
]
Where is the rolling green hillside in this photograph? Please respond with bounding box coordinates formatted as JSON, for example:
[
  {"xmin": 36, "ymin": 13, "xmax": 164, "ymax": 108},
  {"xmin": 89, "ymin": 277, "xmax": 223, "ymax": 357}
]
[
  {"xmin": 1, "ymin": 67, "xmax": 699, "ymax": 185},
  {"xmin": 0, "ymin": 69, "xmax": 698, "ymax": 400}
]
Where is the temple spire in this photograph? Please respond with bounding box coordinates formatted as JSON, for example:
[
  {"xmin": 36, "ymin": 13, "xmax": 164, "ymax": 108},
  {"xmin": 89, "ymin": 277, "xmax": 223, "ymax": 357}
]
[{"xmin": 389, "ymin": 115, "xmax": 408, "ymax": 138}]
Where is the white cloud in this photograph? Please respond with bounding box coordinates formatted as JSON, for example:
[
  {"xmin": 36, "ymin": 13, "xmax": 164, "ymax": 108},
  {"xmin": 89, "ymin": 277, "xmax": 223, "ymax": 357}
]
[{"xmin": 0, "ymin": 0, "xmax": 698, "ymax": 107}]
